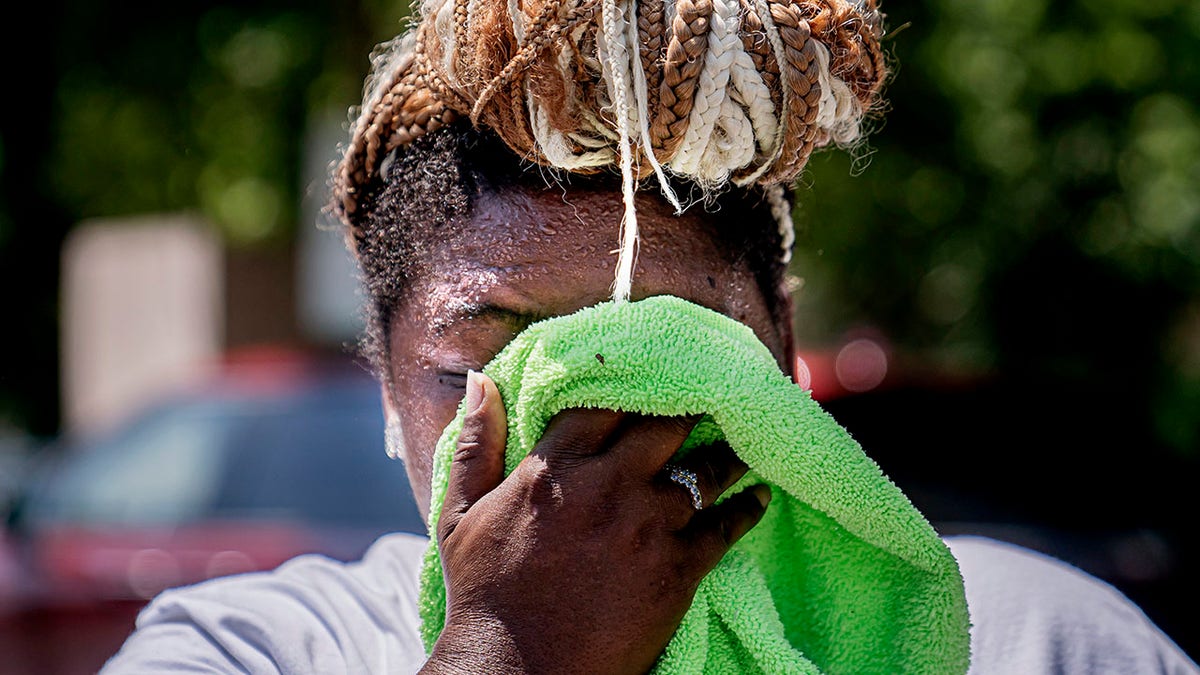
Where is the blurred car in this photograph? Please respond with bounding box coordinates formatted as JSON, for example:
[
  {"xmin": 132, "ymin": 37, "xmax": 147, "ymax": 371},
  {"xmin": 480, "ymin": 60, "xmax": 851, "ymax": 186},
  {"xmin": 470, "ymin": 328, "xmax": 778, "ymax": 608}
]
[
  {"xmin": 3, "ymin": 341, "xmax": 1192, "ymax": 671},
  {"xmin": 0, "ymin": 350, "xmax": 424, "ymax": 675}
]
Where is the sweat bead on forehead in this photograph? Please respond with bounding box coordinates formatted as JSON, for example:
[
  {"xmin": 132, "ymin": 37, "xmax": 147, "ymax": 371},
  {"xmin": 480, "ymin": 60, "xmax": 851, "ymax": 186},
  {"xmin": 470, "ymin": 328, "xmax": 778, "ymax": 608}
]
[{"xmin": 398, "ymin": 181, "xmax": 779, "ymax": 342}]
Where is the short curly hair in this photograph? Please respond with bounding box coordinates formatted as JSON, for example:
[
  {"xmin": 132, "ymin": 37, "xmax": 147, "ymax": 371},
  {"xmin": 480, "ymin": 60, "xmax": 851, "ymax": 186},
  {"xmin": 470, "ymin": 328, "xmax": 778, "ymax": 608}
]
[{"xmin": 349, "ymin": 119, "xmax": 792, "ymax": 382}]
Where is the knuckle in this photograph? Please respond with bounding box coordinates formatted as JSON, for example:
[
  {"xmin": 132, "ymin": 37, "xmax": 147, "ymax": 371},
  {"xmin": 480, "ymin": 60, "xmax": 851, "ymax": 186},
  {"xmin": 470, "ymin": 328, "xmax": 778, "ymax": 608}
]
[
  {"xmin": 536, "ymin": 438, "xmax": 596, "ymax": 470},
  {"xmin": 663, "ymin": 556, "xmax": 703, "ymax": 596},
  {"xmin": 453, "ymin": 437, "xmax": 489, "ymax": 463},
  {"xmin": 457, "ymin": 403, "xmax": 488, "ymax": 431},
  {"xmin": 717, "ymin": 515, "xmax": 734, "ymax": 547},
  {"xmin": 520, "ymin": 459, "xmax": 566, "ymax": 510},
  {"xmin": 628, "ymin": 514, "xmax": 668, "ymax": 554},
  {"xmin": 436, "ymin": 513, "xmax": 457, "ymax": 544}
]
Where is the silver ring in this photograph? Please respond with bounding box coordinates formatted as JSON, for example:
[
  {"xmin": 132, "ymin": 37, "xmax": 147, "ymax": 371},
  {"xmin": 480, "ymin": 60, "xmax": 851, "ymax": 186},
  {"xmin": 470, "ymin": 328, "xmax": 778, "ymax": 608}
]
[{"xmin": 665, "ymin": 464, "xmax": 703, "ymax": 510}]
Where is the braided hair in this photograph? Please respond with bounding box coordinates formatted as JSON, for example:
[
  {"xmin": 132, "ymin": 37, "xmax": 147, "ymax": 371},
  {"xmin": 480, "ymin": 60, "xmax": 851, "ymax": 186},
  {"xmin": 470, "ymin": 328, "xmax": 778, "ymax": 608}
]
[{"xmin": 333, "ymin": 0, "xmax": 887, "ymax": 302}]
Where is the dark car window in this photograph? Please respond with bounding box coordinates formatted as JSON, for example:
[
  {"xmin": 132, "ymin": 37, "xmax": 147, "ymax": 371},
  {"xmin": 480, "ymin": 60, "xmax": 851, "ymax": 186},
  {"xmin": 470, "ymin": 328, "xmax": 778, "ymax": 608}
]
[
  {"xmin": 28, "ymin": 402, "xmax": 238, "ymax": 526},
  {"xmin": 24, "ymin": 379, "xmax": 425, "ymax": 537},
  {"xmin": 212, "ymin": 385, "xmax": 423, "ymax": 532}
]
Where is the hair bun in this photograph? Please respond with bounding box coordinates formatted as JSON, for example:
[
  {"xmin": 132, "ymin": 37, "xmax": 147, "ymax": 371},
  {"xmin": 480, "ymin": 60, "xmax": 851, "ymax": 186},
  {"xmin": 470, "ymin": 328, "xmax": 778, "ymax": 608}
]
[{"xmin": 335, "ymin": 0, "xmax": 886, "ymax": 299}]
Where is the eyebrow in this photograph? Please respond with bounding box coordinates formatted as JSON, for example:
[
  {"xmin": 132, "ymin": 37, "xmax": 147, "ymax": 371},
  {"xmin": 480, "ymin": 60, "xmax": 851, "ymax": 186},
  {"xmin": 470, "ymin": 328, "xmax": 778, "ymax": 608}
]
[{"xmin": 429, "ymin": 302, "xmax": 548, "ymax": 338}]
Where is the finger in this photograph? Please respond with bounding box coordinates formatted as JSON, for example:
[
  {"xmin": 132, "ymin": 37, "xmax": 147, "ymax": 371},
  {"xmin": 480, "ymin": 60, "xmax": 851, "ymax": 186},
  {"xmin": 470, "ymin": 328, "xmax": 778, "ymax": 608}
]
[
  {"xmin": 671, "ymin": 441, "xmax": 748, "ymax": 508},
  {"xmin": 607, "ymin": 414, "xmax": 701, "ymax": 475},
  {"xmin": 683, "ymin": 484, "xmax": 772, "ymax": 573},
  {"xmin": 531, "ymin": 407, "xmax": 626, "ymax": 466},
  {"xmin": 439, "ymin": 371, "xmax": 508, "ymax": 544}
]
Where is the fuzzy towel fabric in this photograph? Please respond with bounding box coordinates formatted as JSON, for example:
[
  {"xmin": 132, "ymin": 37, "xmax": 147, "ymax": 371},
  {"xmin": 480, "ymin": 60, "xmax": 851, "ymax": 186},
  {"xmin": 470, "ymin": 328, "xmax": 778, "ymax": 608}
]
[{"xmin": 418, "ymin": 295, "xmax": 970, "ymax": 674}]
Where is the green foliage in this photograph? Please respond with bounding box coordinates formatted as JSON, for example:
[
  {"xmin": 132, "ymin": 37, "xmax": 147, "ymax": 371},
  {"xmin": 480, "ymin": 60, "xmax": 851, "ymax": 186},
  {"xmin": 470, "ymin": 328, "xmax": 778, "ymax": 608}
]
[
  {"xmin": 792, "ymin": 0, "xmax": 1199, "ymax": 454},
  {"xmin": 49, "ymin": 2, "xmax": 409, "ymax": 245}
]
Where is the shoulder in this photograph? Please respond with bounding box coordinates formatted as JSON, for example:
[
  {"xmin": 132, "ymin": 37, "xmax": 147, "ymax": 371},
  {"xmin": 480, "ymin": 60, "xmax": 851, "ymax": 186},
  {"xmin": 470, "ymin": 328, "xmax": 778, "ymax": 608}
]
[
  {"xmin": 102, "ymin": 532, "xmax": 430, "ymax": 674},
  {"xmin": 945, "ymin": 535, "xmax": 1197, "ymax": 675}
]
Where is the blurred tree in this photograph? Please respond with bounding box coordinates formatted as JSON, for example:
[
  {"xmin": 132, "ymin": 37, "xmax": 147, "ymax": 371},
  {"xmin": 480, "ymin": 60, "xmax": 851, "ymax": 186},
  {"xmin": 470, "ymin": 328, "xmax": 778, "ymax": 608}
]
[
  {"xmin": 787, "ymin": 2, "xmax": 1198, "ymax": 650},
  {"xmin": 49, "ymin": 1, "xmax": 410, "ymax": 245},
  {"xmin": 0, "ymin": 1, "xmax": 407, "ymax": 434},
  {"xmin": 792, "ymin": 0, "xmax": 1200, "ymax": 457}
]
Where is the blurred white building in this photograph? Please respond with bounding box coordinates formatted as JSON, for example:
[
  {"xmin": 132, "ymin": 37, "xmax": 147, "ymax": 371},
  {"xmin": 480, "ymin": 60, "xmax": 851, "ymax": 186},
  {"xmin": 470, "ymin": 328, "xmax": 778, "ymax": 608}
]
[
  {"xmin": 61, "ymin": 216, "xmax": 222, "ymax": 433},
  {"xmin": 60, "ymin": 117, "xmax": 366, "ymax": 434}
]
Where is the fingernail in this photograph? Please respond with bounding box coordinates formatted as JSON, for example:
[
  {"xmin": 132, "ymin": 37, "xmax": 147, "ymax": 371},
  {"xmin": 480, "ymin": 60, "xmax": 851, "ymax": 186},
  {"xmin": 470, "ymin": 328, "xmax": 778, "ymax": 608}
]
[
  {"xmin": 793, "ymin": 354, "xmax": 812, "ymax": 391},
  {"xmin": 755, "ymin": 484, "xmax": 772, "ymax": 508},
  {"xmin": 464, "ymin": 370, "xmax": 485, "ymax": 413}
]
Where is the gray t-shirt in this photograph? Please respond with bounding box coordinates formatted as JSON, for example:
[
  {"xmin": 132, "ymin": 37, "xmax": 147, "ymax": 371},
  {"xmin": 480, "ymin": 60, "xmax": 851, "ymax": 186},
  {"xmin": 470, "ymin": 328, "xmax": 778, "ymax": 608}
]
[{"xmin": 101, "ymin": 534, "xmax": 1197, "ymax": 674}]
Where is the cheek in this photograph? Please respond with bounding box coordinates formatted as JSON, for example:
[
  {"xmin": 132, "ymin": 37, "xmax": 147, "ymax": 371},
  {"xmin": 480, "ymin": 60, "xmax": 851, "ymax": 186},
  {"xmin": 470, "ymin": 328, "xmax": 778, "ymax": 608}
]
[{"xmin": 390, "ymin": 373, "xmax": 466, "ymax": 520}]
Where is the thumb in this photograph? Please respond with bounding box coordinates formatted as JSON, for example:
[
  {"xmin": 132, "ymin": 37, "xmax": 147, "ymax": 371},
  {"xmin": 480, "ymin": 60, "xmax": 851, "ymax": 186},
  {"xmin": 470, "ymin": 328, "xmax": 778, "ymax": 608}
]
[{"xmin": 438, "ymin": 370, "xmax": 507, "ymax": 544}]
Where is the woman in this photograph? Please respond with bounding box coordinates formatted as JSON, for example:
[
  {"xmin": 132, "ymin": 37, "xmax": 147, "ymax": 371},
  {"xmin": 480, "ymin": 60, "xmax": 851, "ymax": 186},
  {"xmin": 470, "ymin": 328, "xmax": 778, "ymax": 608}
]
[{"xmin": 104, "ymin": 0, "xmax": 1195, "ymax": 672}]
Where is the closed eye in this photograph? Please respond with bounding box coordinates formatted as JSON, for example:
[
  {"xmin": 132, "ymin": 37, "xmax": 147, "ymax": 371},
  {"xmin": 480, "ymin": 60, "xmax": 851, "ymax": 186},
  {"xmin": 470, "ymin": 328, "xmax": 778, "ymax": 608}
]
[{"xmin": 437, "ymin": 371, "xmax": 469, "ymax": 389}]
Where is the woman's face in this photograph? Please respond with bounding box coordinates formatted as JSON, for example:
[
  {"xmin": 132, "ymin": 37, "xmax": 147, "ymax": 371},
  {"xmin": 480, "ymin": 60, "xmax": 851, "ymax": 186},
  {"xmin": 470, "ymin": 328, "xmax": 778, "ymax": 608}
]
[{"xmin": 383, "ymin": 184, "xmax": 792, "ymax": 516}]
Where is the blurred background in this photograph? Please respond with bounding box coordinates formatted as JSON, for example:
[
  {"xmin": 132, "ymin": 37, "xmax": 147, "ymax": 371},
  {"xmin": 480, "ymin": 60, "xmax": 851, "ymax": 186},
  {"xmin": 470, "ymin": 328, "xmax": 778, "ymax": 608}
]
[{"xmin": 0, "ymin": 0, "xmax": 1195, "ymax": 671}]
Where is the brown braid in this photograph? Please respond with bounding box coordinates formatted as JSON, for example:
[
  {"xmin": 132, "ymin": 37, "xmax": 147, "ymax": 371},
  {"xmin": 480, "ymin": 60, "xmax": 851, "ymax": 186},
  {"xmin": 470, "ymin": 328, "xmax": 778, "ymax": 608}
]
[
  {"xmin": 331, "ymin": 0, "xmax": 888, "ymax": 233},
  {"xmin": 649, "ymin": 0, "xmax": 714, "ymax": 161},
  {"xmin": 470, "ymin": 0, "xmax": 564, "ymax": 151},
  {"xmin": 631, "ymin": 0, "xmax": 666, "ymax": 179},
  {"xmin": 761, "ymin": 1, "xmax": 821, "ymax": 185},
  {"xmin": 472, "ymin": 0, "xmax": 596, "ymax": 122},
  {"xmin": 803, "ymin": 0, "xmax": 885, "ymax": 102},
  {"xmin": 637, "ymin": 0, "xmax": 666, "ymax": 115},
  {"xmin": 731, "ymin": 0, "xmax": 783, "ymax": 183}
]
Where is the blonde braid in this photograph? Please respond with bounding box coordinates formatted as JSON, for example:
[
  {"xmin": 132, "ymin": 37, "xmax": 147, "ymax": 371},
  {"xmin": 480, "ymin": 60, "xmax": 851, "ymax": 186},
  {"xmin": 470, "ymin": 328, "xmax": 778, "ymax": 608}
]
[
  {"xmin": 333, "ymin": 0, "xmax": 888, "ymax": 294},
  {"xmin": 667, "ymin": 0, "xmax": 741, "ymax": 178},
  {"xmin": 733, "ymin": 0, "xmax": 787, "ymax": 185},
  {"xmin": 728, "ymin": 32, "xmax": 778, "ymax": 160},
  {"xmin": 453, "ymin": 0, "xmax": 469, "ymax": 63},
  {"xmin": 626, "ymin": 0, "xmax": 682, "ymax": 210}
]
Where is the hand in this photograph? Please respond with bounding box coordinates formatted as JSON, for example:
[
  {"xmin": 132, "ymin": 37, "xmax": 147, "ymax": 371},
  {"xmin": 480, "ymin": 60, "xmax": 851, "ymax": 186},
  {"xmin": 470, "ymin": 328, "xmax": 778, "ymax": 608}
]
[{"xmin": 421, "ymin": 371, "xmax": 771, "ymax": 674}]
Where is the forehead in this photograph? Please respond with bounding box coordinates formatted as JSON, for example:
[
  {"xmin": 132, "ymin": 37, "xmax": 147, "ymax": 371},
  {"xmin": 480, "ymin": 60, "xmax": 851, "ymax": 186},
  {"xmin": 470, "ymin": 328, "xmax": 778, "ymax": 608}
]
[{"xmin": 402, "ymin": 185, "xmax": 771, "ymax": 326}]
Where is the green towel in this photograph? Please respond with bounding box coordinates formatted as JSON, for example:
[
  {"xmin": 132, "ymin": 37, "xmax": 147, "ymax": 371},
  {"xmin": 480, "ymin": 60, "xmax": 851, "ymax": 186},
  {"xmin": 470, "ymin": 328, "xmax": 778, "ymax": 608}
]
[{"xmin": 418, "ymin": 295, "xmax": 970, "ymax": 674}]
